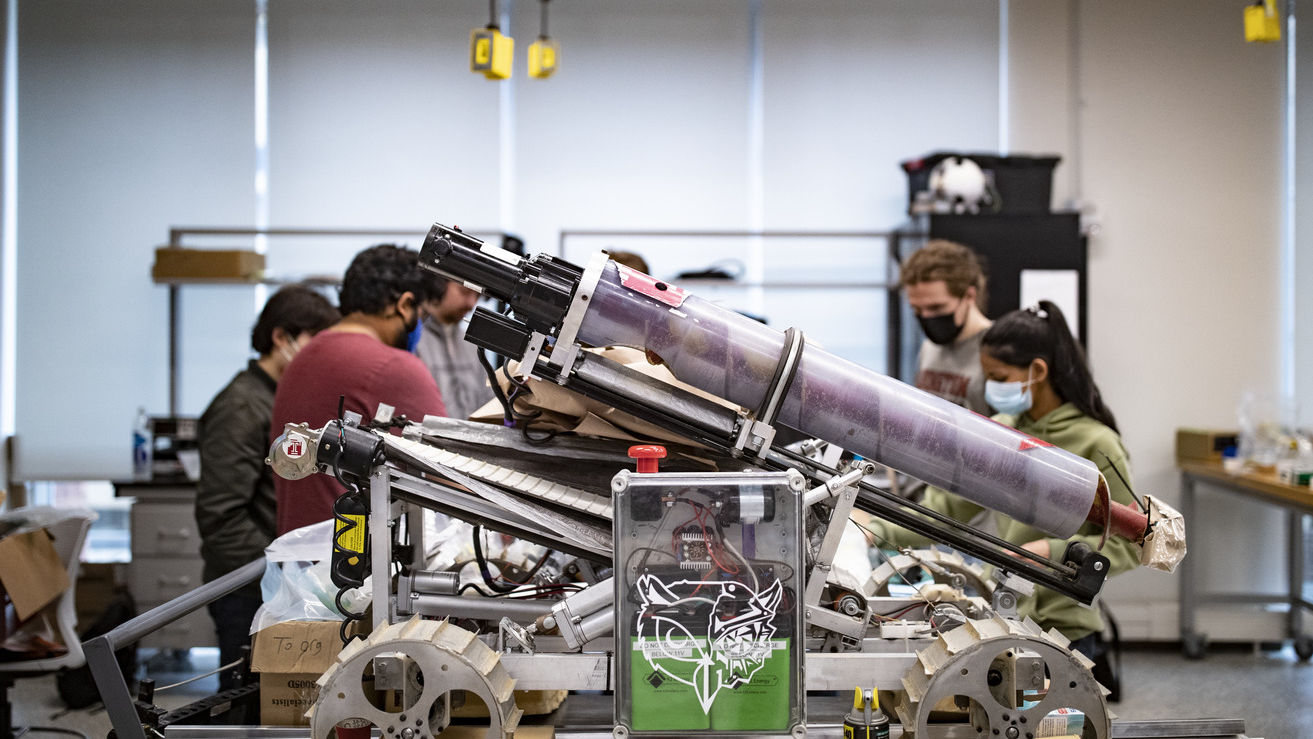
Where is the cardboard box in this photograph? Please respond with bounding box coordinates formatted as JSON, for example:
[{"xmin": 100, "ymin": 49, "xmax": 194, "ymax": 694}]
[
  {"xmin": 75, "ymin": 562, "xmax": 122, "ymax": 629},
  {"xmin": 0, "ymin": 528, "xmax": 70, "ymax": 622},
  {"xmin": 250, "ymin": 620, "xmax": 346, "ymax": 726},
  {"xmin": 1175, "ymin": 428, "xmax": 1239, "ymax": 464},
  {"xmin": 151, "ymin": 247, "xmax": 265, "ymax": 283}
]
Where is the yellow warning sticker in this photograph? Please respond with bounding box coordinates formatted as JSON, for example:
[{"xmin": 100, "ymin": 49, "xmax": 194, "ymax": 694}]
[{"xmin": 336, "ymin": 515, "xmax": 366, "ymax": 554}]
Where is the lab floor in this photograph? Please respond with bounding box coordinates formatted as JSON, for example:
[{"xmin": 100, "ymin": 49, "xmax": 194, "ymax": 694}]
[{"xmin": 11, "ymin": 643, "xmax": 1313, "ymax": 738}]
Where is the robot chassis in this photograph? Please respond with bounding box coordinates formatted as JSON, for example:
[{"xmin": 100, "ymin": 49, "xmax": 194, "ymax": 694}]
[
  {"xmin": 259, "ymin": 224, "xmax": 1184, "ymax": 739},
  {"xmin": 84, "ymin": 222, "xmax": 1189, "ymax": 739},
  {"xmin": 270, "ymin": 416, "xmax": 1116, "ymax": 739}
]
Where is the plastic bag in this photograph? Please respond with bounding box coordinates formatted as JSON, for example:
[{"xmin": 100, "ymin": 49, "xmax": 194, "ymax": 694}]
[{"xmin": 250, "ymin": 521, "xmax": 370, "ymax": 635}]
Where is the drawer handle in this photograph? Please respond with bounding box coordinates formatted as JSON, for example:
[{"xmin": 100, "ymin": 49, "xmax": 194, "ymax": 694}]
[
  {"xmin": 157, "ymin": 576, "xmax": 192, "ymax": 587},
  {"xmin": 156, "ymin": 528, "xmax": 192, "ymax": 539}
]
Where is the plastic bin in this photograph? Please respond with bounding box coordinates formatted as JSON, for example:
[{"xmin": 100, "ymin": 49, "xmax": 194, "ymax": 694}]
[{"xmin": 902, "ymin": 152, "xmax": 1060, "ymax": 215}]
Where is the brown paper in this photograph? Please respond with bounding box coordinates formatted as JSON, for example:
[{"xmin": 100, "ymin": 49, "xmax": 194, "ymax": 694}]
[
  {"xmin": 0, "ymin": 529, "xmax": 69, "ymax": 621},
  {"xmin": 470, "ymin": 346, "xmax": 743, "ymax": 448}
]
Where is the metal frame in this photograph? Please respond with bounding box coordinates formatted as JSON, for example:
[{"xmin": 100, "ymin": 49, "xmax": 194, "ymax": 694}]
[
  {"xmin": 84, "ymin": 557, "xmax": 267, "ymax": 739},
  {"xmin": 155, "ymin": 715, "xmax": 1253, "ymax": 739},
  {"xmin": 1178, "ymin": 465, "xmax": 1312, "ymax": 657}
]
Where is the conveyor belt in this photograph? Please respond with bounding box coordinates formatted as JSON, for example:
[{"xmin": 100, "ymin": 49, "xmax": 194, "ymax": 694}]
[{"xmin": 385, "ymin": 433, "xmax": 613, "ymax": 518}]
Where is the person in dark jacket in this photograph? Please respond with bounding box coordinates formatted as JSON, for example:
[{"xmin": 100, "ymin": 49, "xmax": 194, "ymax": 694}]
[{"xmin": 194, "ymin": 285, "xmax": 338, "ymax": 689}]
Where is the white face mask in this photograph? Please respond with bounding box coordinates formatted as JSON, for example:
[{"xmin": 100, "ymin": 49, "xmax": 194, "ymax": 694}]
[
  {"xmin": 984, "ymin": 367, "xmax": 1035, "ymax": 416},
  {"xmin": 278, "ymin": 337, "xmax": 301, "ymax": 365}
]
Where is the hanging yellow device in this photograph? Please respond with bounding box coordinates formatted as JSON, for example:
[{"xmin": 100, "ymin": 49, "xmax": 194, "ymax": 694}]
[
  {"xmin": 471, "ymin": 27, "xmax": 514, "ymax": 80},
  {"xmin": 527, "ymin": 0, "xmax": 558, "ymax": 79},
  {"xmin": 528, "ymin": 38, "xmax": 559, "ymax": 78},
  {"xmin": 1244, "ymin": 0, "xmax": 1281, "ymax": 43}
]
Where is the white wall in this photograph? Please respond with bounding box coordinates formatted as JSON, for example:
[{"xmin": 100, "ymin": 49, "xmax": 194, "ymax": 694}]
[
  {"xmin": 15, "ymin": 1, "xmax": 254, "ymax": 479},
  {"xmin": 1010, "ymin": 0, "xmax": 1287, "ymax": 639},
  {"xmin": 267, "ymin": 0, "xmax": 503, "ymax": 234},
  {"xmin": 761, "ymin": 0, "xmax": 1000, "ymax": 228},
  {"xmin": 9, "ymin": 1, "xmax": 1001, "ymax": 478}
]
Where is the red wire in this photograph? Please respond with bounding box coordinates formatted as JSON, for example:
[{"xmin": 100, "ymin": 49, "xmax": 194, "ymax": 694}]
[{"xmin": 699, "ymin": 508, "xmax": 738, "ymax": 574}]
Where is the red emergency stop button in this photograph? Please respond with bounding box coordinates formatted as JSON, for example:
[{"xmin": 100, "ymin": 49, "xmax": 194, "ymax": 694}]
[{"xmin": 628, "ymin": 445, "xmax": 666, "ymax": 473}]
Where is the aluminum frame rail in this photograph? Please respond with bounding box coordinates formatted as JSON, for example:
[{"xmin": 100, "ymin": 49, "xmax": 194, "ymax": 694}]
[{"xmin": 84, "ymin": 558, "xmax": 267, "ymax": 739}]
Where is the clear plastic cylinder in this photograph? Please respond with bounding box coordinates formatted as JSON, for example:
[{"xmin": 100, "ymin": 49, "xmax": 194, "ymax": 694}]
[{"xmin": 577, "ymin": 262, "xmax": 1098, "ymax": 538}]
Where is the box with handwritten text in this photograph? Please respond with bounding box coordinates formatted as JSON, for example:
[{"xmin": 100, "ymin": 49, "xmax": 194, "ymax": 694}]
[{"xmin": 250, "ymin": 620, "xmax": 355, "ymax": 726}]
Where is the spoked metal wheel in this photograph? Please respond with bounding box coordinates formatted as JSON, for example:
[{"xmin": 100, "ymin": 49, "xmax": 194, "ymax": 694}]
[
  {"xmin": 309, "ymin": 616, "xmax": 522, "ymax": 739},
  {"xmin": 894, "ymin": 616, "xmax": 1111, "ymax": 739}
]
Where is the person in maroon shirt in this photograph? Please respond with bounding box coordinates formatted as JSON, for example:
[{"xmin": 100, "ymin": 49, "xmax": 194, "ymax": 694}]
[{"xmin": 272, "ymin": 244, "xmax": 448, "ymax": 534}]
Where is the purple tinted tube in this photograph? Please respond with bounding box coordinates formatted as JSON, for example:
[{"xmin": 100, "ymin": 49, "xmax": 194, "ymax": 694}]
[{"xmin": 577, "ymin": 262, "xmax": 1098, "ymax": 538}]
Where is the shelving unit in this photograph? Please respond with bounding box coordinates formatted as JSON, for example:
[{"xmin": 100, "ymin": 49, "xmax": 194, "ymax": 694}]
[{"xmin": 156, "ymin": 226, "xmax": 506, "ymax": 415}]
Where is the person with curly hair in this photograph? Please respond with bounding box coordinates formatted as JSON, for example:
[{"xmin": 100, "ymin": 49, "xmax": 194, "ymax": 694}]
[{"xmin": 272, "ymin": 244, "xmax": 448, "ymax": 534}]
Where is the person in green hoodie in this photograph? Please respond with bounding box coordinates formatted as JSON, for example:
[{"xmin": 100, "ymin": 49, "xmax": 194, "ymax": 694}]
[{"xmin": 867, "ymin": 300, "xmax": 1139, "ymax": 659}]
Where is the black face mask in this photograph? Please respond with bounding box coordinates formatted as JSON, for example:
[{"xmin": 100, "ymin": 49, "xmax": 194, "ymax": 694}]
[
  {"xmin": 391, "ymin": 304, "xmax": 418, "ymax": 350},
  {"xmin": 918, "ymin": 308, "xmax": 964, "ymax": 346}
]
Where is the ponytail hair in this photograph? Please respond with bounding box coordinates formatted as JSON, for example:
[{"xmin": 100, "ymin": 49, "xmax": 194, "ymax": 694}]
[{"xmin": 981, "ymin": 300, "xmax": 1119, "ymax": 433}]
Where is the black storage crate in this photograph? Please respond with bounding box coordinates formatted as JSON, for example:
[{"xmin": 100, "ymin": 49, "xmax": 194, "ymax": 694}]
[{"xmin": 901, "ymin": 152, "xmax": 1060, "ymax": 215}]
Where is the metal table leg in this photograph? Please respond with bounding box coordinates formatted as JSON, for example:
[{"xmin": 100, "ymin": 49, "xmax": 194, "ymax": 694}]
[
  {"xmin": 1290, "ymin": 509, "xmax": 1313, "ymax": 659},
  {"xmin": 1179, "ymin": 474, "xmax": 1205, "ymax": 658}
]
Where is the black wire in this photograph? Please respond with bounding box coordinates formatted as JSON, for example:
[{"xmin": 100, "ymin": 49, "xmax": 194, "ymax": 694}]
[
  {"xmin": 1100, "ymin": 451, "xmax": 1147, "ymax": 512},
  {"xmin": 505, "ymin": 385, "xmax": 543, "ymax": 422},
  {"xmin": 625, "ymin": 545, "xmax": 679, "ymax": 574},
  {"xmin": 460, "ymin": 581, "xmax": 495, "ymax": 597},
  {"xmin": 488, "ymin": 0, "xmax": 498, "ymax": 28},
  {"xmin": 501, "ymin": 360, "xmax": 530, "ymax": 391},
  {"xmin": 521, "ymin": 424, "xmax": 559, "ymax": 446},
  {"xmin": 335, "ymin": 587, "xmax": 366, "ymax": 646},
  {"xmin": 479, "ymin": 349, "xmax": 518, "ymax": 427},
  {"xmin": 539, "ymin": 0, "xmax": 549, "ymax": 38},
  {"xmin": 472, "ymin": 525, "xmax": 519, "ymax": 593},
  {"xmin": 329, "ymin": 426, "xmax": 367, "ymax": 645}
]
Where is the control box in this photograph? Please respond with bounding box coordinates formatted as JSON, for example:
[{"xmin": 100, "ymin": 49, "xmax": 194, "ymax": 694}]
[{"xmin": 613, "ymin": 469, "xmax": 805, "ymax": 737}]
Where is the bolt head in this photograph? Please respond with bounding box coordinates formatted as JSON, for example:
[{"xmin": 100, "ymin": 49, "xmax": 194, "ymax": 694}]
[{"xmin": 1094, "ymin": 561, "xmax": 1105, "ymax": 571}]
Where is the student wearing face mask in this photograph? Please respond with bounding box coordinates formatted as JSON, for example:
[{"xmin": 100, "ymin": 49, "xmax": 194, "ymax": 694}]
[
  {"xmin": 901, "ymin": 240, "xmax": 993, "ymax": 414},
  {"xmin": 271, "ymin": 244, "xmax": 448, "ymax": 535},
  {"xmin": 194, "ymin": 284, "xmax": 339, "ymax": 691},
  {"xmin": 867, "ymin": 300, "xmax": 1138, "ymax": 659}
]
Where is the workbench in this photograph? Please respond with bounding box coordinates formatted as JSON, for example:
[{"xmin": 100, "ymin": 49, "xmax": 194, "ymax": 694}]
[{"xmin": 1177, "ymin": 459, "xmax": 1313, "ymax": 659}]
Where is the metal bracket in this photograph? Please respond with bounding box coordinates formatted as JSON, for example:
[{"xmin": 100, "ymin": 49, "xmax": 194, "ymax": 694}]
[
  {"xmin": 734, "ymin": 327, "xmax": 805, "ymax": 459},
  {"xmin": 548, "ymin": 250, "xmax": 610, "ymax": 384},
  {"xmin": 734, "ymin": 416, "xmax": 778, "ymax": 458},
  {"xmin": 991, "ymin": 569, "xmax": 1036, "ymax": 619},
  {"xmin": 803, "ymin": 465, "xmax": 862, "ymax": 610},
  {"xmin": 513, "ymin": 330, "xmax": 549, "ymax": 380},
  {"xmin": 806, "ymin": 605, "xmax": 868, "ymax": 640},
  {"xmin": 498, "ymin": 616, "xmax": 537, "ymax": 654}
]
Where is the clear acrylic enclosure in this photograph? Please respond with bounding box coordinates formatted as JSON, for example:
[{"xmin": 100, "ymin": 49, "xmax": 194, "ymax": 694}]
[{"xmin": 612, "ymin": 469, "xmax": 805, "ymax": 737}]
